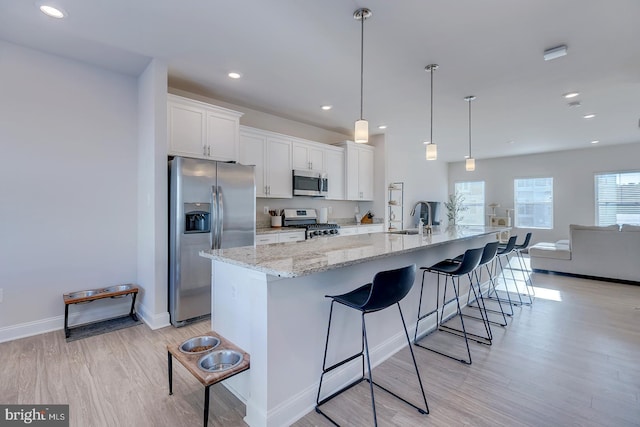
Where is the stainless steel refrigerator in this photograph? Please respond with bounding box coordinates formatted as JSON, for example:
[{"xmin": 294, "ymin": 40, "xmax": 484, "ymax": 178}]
[{"xmin": 169, "ymin": 156, "xmax": 255, "ymax": 326}]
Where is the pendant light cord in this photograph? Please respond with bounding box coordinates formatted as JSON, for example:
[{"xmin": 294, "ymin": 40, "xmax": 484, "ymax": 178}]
[
  {"xmin": 430, "ymin": 68, "xmax": 434, "ymax": 144},
  {"xmin": 360, "ymin": 13, "xmax": 364, "ymax": 120},
  {"xmin": 468, "ymin": 98, "xmax": 472, "ymax": 157}
]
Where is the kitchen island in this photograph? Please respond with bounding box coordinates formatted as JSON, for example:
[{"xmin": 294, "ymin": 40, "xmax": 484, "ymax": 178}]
[{"xmin": 200, "ymin": 226, "xmax": 505, "ymax": 427}]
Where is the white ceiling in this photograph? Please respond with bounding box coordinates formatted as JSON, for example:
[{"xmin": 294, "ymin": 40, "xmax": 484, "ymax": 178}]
[{"xmin": 2, "ymin": 0, "xmax": 639, "ymax": 161}]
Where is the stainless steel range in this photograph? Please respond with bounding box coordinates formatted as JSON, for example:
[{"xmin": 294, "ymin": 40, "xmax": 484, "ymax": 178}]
[{"xmin": 282, "ymin": 208, "xmax": 340, "ymax": 240}]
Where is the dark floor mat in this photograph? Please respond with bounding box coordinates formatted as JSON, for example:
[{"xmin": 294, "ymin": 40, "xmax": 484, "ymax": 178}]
[{"xmin": 65, "ymin": 315, "xmax": 142, "ymax": 342}]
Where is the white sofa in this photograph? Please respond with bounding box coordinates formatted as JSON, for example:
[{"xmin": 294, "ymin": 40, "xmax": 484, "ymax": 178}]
[{"xmin": 529, "ymin": 224, "xmax": 640, "ymax": 282}]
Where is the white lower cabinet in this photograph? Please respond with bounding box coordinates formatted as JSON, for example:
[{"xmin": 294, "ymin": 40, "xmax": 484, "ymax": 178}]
[
  {"xmin": 339, "ymin": 224, "xmax": 384, "ymax": 236},
  {"xmin": 357, "ymin": 224, "xmax": 384, "ymax": 234},
  {"xmin": 255, "ymin": 231, "xmax": 305, "ymax": 245}
]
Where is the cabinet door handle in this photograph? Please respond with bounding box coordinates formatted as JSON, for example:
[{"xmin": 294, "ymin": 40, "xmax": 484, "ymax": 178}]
[
  {"xmin": 207, "ymin": 145, "xmax": 211, "ymax": 156},
  {"xmin": 203, "ymin": 145, "xmax": 207, "ymax": 156}
]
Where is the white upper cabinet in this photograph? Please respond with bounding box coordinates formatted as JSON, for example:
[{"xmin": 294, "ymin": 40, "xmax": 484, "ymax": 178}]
[
  {"xmin": 292, "ymin": 139, "xmax": 325, "ymax": 172},
  {"xmin": 168, "ymin": 94, "xmax": 243, "ymax": 161},
  {"xmin": 324, "ymin": 146, "xmax": 345, "ymax": 200},
  {"xmin": 339, "ymin": 141, "xmax": 375, "ymax": 201},
  {"xmin": 239, "ymin": 126, "xmax": 292, "ymax": 198}
]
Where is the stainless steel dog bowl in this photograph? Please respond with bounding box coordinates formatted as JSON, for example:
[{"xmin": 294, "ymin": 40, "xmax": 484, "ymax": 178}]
[
  {"xmin": 198, "ymin": 350, "xmax": 243, "ymax": 373},
  {"xmin": 67, "ymin": 290, "xmax": 101, "ymax": 299},
  {"xmin": 102, "ymin": 284, "xmax": 134, "ymax": 293},
  {"xmin": 179, "ymin": 336, "xmax": 221, "ymax": 354}
]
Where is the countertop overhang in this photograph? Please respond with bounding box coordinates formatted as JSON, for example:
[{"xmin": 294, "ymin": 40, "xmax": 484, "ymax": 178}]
[{"xmin": 200, "ymin": 226, "xmax": 508, "ymax": 278}]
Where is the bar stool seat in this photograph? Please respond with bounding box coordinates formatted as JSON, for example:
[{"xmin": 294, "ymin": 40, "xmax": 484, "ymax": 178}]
[{"xmin": 315, "ymin": 264, "xmax": 429, "ymax": 426}]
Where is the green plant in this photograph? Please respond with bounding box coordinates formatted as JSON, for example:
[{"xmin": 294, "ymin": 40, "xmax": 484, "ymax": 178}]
[{"xmin": 444, "ymin": 193, "xmax": 468, "ymax": 225}]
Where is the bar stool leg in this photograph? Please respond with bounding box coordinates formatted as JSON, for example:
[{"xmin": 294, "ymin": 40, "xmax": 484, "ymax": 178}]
[
  {"xmin": 361, "ymin": 313, "xmax": 378, "ymax": 426},
  {"xmin": 168, "ymin": 351, "xmax": 173, "ymax": 395}
]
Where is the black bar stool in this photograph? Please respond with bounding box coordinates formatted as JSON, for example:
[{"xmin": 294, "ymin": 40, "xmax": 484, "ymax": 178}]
[
  {"xmin": 463, "ymin": 241, "xmax": 509, "ymax": 327},
  {"xmin": 413, "ymin": 247, "xmax": 484, "ymax": 365},
  {"xmin": 495, "ymin": 234, "xmax": 533, "ymax": 306},
  {"xmin": 488, "ymin": 235, "xmax": 520, "ymax": 308},
  {"xmin": 315, "ymin": 264, "xmax": 429, "ymax": 426},
  {"xmin": 508, "ymin": 232, "xmax": 535, "ymax": 303}
]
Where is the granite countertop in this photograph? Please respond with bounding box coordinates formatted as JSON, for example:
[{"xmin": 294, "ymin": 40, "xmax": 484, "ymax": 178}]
[{"xmin": 201, "ymin": 226, "xmax": 506, "ymax": 278}]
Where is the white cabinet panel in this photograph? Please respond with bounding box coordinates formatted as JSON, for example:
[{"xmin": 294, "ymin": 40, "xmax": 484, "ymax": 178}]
[
  {"xmin": 256, "ymin": 234, "xmax": 278, "ymax": 245},
  {"xmin": 239, "ymin": 127, "xmax": 292, "ymax": 198},
  {"xmin": 239, "ymin": 131, "xmax": 267, "ymax": 197},
  {"xmin": 267, "ymin": 137, "xmax": 293, "ymax": 198},
  {"xmin": 325, "ymin": 148, "xmax": 345, "ymax": 200},
  {"xmin": 168, "ymin": 94, "xmax": 242, "ymax": 161},
  {"xmin": 278, "ymin": 231, "xmax": 305, "ymax": 243},
  {"xmin": 339, "ymin": 141, "xmax": 375, "ymax": 201},
  {"xmin": 292, "ymin": 140, "xmax": 325, "ymax": 171},
  {"xmin": 168, "ymin": 100, "xmax": 206, "ymax": 157}
]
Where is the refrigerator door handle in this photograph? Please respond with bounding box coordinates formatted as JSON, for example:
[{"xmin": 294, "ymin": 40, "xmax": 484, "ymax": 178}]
[
  {"xmin": 217, "ymin": 186, "xmax": 224, "ymax": 249},
  {"xmin": 211, "ymin": 185, "xmax": 218, "ymax": 249}
]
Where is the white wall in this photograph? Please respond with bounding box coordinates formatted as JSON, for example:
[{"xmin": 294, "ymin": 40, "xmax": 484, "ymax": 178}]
[
  {"xmin": 387, "ymin": 133, "xmax": 449, "ymax": 229},
  {"xmin": 448, "ymin": 142, "xmax": 640, "ymax": 243},
  {"xmin": 0, "ymin": 41, "xmax": 139, "ymax": 340},
  {"xmin": 137, "ymin": 60, "xmax": 170, "ymax": 329}
]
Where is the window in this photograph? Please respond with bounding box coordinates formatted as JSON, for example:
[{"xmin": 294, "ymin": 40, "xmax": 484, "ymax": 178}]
[
  {"xmin": 595, "ymin": 171, "xmax": 640, "ymax": 226},
  {"xmin": 514, "ymin": 177, "xmax": 553, "ymax": 229},
  {"xmin": 455, "ymin": 181, "xmax": 485, "ymax": 225}
]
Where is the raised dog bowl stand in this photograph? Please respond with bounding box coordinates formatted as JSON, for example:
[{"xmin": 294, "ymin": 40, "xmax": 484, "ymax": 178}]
[
  {"xmin": 167, "ymin": 331, "xmax": 250, "ymax": 427},
  {"xmin": 63, "ymin": 284, "xmax": 139, "ymax": 339}
]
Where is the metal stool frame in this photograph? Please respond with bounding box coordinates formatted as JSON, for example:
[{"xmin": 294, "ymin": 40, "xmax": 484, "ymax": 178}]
[
  {"xmin": 315, "ymin": 264, "xmax": 429, "ymax": 426},
  {"xmin": 413, "ymin": 247, "xmax": 484, "ymax": 365}
]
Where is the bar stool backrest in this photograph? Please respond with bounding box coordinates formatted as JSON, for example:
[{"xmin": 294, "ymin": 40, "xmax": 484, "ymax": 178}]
[
  {"xmin": 497, "ymin": 235, "xmax": 517, "ymax": 255},
  {"xmin": 515, "ymin": 232, "xmax": 532, "ymax": 250},
  {"xmin": 479, "ymin": 241, "xmax": 500, "ymax": 266},
  {"xmin": 363, "ymin": 264, "xmax": 417, "ymax": 312},
  {"xmin": 453, "ymin": 247, "xmax": 484, "ymax": 276}
]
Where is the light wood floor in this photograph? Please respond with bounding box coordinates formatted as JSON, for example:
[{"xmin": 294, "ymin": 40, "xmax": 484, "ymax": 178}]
[{"xmin": 1, "ymin": 272, "xmax": 639, "ymax": 426}]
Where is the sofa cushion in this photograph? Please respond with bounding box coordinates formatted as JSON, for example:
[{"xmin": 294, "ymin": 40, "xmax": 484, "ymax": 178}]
[
  {"xmin": 570, "ymin": 224, "xmax": 620, "ymax": 232},
  {"xmin": 529, "ymin": 241, "xmax": 571, "ymax": 260},
  {"xmin": 620, "ymin": 224, "xmax": 640, "ymax": 232}
]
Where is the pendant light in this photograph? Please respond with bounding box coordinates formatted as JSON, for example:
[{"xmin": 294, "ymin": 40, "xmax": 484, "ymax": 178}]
[
  {"xmin": 465, "ymin": 95, "xmax": 476, "ymax": 171},
  {"xmin": 354, "ymin": 8, "xmax": 371, "ymax": 143},
  {"xmin": 424, "ymin": 64, "xmax": 439, "ymax": 160}
]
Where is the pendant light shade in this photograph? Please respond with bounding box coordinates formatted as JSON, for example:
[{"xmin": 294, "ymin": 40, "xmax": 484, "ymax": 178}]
[
  {"xmin": 355, "ymin": 119, "xmax": 368, "ymax": 143},
  {"xmin": 354, "ymin": 8, "xmax": 371, "ymax": 143},
  {"xmin": 425, "ymin": 142, "xmax": 437, "ymax": 160},
  {"xmin": 424, "ymin": 64, "xmax": 438, "ymax": 160},
  {"xmin": 465, "ymin": 157, "xmax": 476, "ymax": 171},
  {"xmin": 465, "ymin": 95, "xmax": 476, "ymax": 171}
]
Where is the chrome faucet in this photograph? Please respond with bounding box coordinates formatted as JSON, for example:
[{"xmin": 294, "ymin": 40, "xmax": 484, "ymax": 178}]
[{"xmin": 410, "ymin": 201, "xmax": 432, "ymax": 234}]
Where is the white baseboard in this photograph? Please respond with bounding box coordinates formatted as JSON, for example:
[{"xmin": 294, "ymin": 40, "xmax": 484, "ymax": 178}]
[
  {"xmin": 259, "ymin": 325, "xmax": 414, "ymax": 427},
  {"xmin": 136, "ymin": 304, "xmax": 170, "ymax": 330},
  {"xmin": 0, "ymin": 300, "xmax": 139, "ymax": 344}
]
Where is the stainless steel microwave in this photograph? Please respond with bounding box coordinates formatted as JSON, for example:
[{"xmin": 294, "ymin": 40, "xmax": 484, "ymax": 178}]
[{"xmin": 292, "ymin": 170, "xmax": 328, "ymax": 197}]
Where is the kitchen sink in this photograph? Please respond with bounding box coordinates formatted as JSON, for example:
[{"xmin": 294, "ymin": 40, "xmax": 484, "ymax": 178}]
[{"xmin": 387, "ymin": 229, "xmax": 420, "ymax": 235}]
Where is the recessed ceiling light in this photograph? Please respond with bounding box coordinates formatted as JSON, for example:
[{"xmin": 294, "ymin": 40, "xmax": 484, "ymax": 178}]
[
  {"xmin": 378, "ymin": 125, "xmax": 387, "ymax": 130},
  {"xmin": 321, "ymin": 105, "xmax": 332, "ymax": 111},
  {"xmin": 39, "ymin": 4, "xmax": 66, "ymax": 18},
  {"xmin": 507, "ymin": 140, "xmax": 515, "ymax": 144},
  {"xmin": 591, "ymin": 140, "xmax": 600, "ymax": 144},
  {"xmin": 228, "ymin": 72, "xmax": 241, "ymax": 79},
  {"xmin": 563, "ymin": 92, "xmax": 580, "ymax": 99},
  {"xmin": 583, "ymin": 113, "xmax": 596, "ymax": 119}
]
